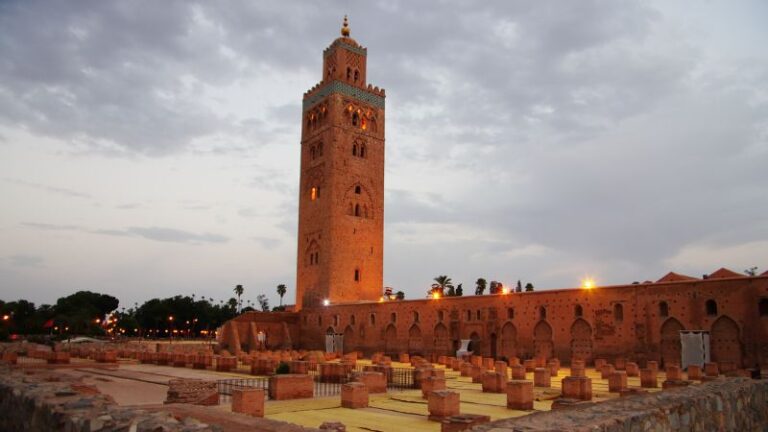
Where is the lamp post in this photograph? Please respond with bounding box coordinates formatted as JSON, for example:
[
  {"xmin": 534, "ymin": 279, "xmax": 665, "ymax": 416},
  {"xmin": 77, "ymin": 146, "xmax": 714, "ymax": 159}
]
[{"xmin": 168, "ymin": 316, "xmax": 174, "ymax": 344}]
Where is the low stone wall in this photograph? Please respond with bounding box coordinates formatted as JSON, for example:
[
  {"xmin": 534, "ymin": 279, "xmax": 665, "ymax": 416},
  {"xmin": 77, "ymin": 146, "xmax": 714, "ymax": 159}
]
[
  {"xmin": 471, "ymin": 378, "xmax": 768, "ymax": 432},
  {"xmin": 0, "ymin": 366, "xmax": 216, "ymax": 432}
]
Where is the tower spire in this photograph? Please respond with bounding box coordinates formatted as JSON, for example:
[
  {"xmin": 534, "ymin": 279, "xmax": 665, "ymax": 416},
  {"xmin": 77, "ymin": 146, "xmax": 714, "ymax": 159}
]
[{"xmin": 341, "ymin": 15, "xmax": 350, "ymax": 37}]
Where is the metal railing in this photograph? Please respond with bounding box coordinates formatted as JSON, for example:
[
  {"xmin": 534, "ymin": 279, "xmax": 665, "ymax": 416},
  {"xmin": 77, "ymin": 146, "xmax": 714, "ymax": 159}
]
[{"xmin": 217, "ymin": 377, "xmax": 270, "ymax": 402}]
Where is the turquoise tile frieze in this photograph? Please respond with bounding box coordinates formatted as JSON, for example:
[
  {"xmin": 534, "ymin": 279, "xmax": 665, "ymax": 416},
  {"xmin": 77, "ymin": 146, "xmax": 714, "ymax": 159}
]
[
  {"xmin": 303, "ymin": 81, "xmax": 384, "ymax": 111},
  {"xmin": 323, "ymin": 40, "xmax": 367, "ymax": 58}
]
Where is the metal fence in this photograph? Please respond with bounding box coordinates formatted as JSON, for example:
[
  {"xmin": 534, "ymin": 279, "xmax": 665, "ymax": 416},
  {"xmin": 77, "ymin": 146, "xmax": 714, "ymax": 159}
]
[
  {"xmin": 217, "ymin": 377, "xmax": 270, "ymax": 402},
  {"xmin": 216, "ymin": 366, "xmax": 419, "ymax": 402}
]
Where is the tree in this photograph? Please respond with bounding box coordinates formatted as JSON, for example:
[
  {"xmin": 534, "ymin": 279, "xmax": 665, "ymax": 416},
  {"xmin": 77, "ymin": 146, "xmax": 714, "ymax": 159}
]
[
  {"xmin": 525, "ymin": 282, "xmax": 534, "ymax": 292},
  {"xmin": 446, "ymin": 285, "xmax": 456, "ymax": 296},
  {"xmin": 432, "ymin": 275, "xmax": 454, "ymax": 297},
  {"xmin": 233, "ymin": 285, "xmax": 244, "ymax": 313},
  {"xmin": 455, "ymin": 283, "xmax": 463, "ymax": 296},
  {"xmin": 745, "ymin": 267, "xmax": 758, "ymax": 277},
  {"xmin": 516, "ymin": 280, "xmax": 522, "ymax": 293},
  {"xmin": 395, "ymin": 291, "xmax": 405, "ymax": 300},
  {"xmin": 256, "ymin": 294, "xmax": 269, "ymax": 312},
  {"xmin": 475, "ymin": 278, "xmax": 487, "ymax": 295},
  {"xmin": 276, "ymin": 284, "xmax": 287, "ymax": 306}
]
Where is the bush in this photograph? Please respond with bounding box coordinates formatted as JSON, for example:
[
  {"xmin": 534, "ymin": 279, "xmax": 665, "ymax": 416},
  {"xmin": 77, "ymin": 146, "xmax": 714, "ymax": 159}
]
[{"xmin": 275, "ymin": 361, "xmax": 290, "ymax": 374}]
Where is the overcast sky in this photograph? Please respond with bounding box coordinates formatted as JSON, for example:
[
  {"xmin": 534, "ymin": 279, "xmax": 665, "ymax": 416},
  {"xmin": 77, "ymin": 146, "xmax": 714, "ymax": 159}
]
[{"xmin": 1, "ymin": 1, "xmax": 766, "ymax": 309}]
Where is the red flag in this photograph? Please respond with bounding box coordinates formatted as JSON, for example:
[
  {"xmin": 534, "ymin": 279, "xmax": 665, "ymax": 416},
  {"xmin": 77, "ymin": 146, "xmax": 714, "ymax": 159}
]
[{"xmin": 42, "ymin": 319, "xmax": 54, "ymax": 329}]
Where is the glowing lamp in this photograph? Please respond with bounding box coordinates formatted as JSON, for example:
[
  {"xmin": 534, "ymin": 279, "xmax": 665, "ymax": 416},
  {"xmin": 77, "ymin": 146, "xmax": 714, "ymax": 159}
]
[
  {"xmin": 501, "ymin": 287, "xmax": 510, "ymax": 295},
  {"xmin": 432, "ymin": 292, "xmax": 441, "ymax": 300},
  {"xmin": 2, "ymin": 315, "xmax": 9, "ymax": 321},
  {"xmin": 581, "ymin": 278, "xmax": 596, "ymax": 289},
  {"xmin": 323, "ymin": 299, "xmax": 330, "ymax": 306}
]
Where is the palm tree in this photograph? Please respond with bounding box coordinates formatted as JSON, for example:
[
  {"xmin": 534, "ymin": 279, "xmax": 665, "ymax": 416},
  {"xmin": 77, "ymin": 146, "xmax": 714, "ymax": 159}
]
[
  {"xmin": 233, "ymin": 284, "xmax": 244, "ymax": 313},
  {"xmin": 475, "ymin": 278, "xmax": 487, "ymax": 295},
  {"xmin": 276, "ymin": 284, "xmax": 287, "ymax": 306},
  {"xmin": 432, "ymin": 275, "xmax": 454, "ymax": 297}
]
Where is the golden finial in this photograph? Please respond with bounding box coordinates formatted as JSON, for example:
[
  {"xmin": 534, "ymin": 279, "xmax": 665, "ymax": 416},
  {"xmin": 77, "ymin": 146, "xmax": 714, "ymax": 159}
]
[{"xmin": 341, "ymin": 15, "xmax": 350, "ymax": 37}]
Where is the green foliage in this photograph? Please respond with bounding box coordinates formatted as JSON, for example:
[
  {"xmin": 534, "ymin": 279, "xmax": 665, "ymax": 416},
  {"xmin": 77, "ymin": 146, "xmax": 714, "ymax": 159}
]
[
  {"xmin": 525, "ymin": 282, "xmax": 534, "ymax": 292},
  {"xmin": 475, "ymin": 278, "xmax": 487, "ymax": 295},
  {"xmin": 257, "ymin": 294, "xmax": 269, "ymax": 312},
  {"xmin": 276, "ymin": 284, "xmax": 287, "ymax": 306},
  {"xmin": 395, "ymin": 291, "xmax": 405, "ymax": 300},
  {"xmin": 431, "ymin": 275, "xmax": 454, "ymax": 297},
  {"xmin": 455, "ymin": 284, "xmax": 463, "ymax": 296},
  {"xmin": 275, "ymin": 361, "xmax": 290, "ymax": 374}
]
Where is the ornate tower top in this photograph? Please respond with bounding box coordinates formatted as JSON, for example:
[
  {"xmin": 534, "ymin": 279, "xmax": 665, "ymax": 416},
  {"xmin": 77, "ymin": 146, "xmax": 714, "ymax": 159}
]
[{"xmin": 341, "ymin": 15, "xmax": 350, "ymax": 37}]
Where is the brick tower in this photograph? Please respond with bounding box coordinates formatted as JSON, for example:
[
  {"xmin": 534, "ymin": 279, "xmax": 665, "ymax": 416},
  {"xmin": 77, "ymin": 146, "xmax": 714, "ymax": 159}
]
[{"xmin": 296, "ymin": 17, "xmax": 385, "ymax": 310}]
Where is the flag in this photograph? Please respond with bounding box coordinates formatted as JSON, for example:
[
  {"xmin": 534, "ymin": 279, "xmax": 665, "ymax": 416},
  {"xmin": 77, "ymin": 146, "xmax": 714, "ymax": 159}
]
[{"xmin": 42, "ymin": 319, "xmax": 54, "ymax": 329}]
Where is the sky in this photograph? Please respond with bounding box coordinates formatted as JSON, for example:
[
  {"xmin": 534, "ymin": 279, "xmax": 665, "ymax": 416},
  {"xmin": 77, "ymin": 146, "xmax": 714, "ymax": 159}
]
[{"xmin": 0, "ymin": 1, "xmax": 767, "ymax": 309}]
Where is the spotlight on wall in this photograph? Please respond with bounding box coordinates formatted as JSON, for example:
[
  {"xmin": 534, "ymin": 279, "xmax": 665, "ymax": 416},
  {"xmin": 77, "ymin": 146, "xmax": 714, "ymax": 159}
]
[
  {"xmin": 323, "ymin": 299, "xmax": 330, "ymax": 306},
  {"xmin": 581, "ymin": 278, "xmax": 596, "ymax": 289}
]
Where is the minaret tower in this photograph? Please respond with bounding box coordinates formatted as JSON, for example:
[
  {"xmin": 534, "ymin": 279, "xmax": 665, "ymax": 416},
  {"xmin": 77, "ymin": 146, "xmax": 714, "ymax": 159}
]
[{"xmin": 296, "ymin": 17, "xmax": 385, "ymax": 310}]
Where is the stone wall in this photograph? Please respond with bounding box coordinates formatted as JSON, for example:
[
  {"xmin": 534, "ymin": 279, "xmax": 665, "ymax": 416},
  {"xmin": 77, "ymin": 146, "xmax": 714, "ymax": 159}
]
[
  {"xmin": 0, "ymin": 366, "xmax": 216, "ymax": 432},
  {"xmin": 471, "ymin": 378, "xmax": 768, "ymax": 432}
]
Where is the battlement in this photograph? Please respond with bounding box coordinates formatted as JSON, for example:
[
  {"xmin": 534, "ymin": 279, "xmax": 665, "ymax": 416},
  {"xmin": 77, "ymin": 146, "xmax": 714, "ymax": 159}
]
[{"xmin": 302, "ymin": 80, "xmax": 385, "ymax": 111}]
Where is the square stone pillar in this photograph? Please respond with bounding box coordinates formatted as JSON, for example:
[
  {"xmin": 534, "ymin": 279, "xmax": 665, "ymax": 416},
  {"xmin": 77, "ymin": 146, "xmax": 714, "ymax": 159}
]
[
  {"xmin": 625, "ymin": 362, "xmax": 639, "ymax": 377},
  {"xmin": 422, "ymin": 376, "xmax": 447, "ymax": 399},
  {"xmin": 506, "ymin": 380, "xmax": 533, "ymax": 410},
  {"xmin": 533, "ymin": 368, "xmax": 551, "ymax": 387},
  {"xmin": 547, "ymin": 359, "xmax": 559, "ymax": 377},
  {"xmin": 399, "ymin": 353, "xmax": 410, "ymax": 364},
  {"xmin": 470, "ymin": 356, "xmax": 482, "ymax": 367},
  {"xmin": 268, "ymin": 374, "xmax": 314, "ymax": 400},
  {"xmin": 494, "ymin": 361, "xmax": 508, "ymax": 377},
  {"xmin": 511, "ymin": 364, "xmax": 526, "ymax": 380},
  {"xmin": 570, "ymin": 364, "xmax": 585, "ymax": 377},
  {"xmin": 594, "ymin": 358, "xmax": 607, "ymax": 370},
  {"xmin": 608, "ymin": 371, "xmax": 628, "ymax": 393},
  {"xmin": 687, "ymin": 364, "xmax": 702, "ymax": 380},
  {"xmin": 666, "ymin": 365, "xmax": 682, "ymax": 381},
  {"xmin": 647, "ymin": 360, "xmax": 659, "ymax": 373},
  {"xmin": 600, "ymin": 364, "xmax": 615, "ymax": 379},
  {"xmin": 508, "ymin": 357, "xmax": 520, "ymax": 367},
  {"xmin": 481, "ymin": 372, "xmax": 505, "ymax": 393},
  {"xmin": 470, "ymin": 365, "xmax": 484, "ymax": 383},
  {"xmin": 341, "ymin": 382, "xmax": 368, "ymax": 408},
  {"xmin": 640, "ymin": 368, "xmax": 657, "ymax": 388},
  {"xmin": 459, "ymin": 362, "xmax": 471, "ymax": 377},
  {"xmin": 704, "ymin": 362, "xmax": 719, "ymax": 377},
  {"xmin": 523, "ymin": 359, "xmax": 536, "ymax": 372},
  {"xmin": 353, "ymin": 371, "xmax": 386, "ymax": 393},
  {"xmin": 482, "ymin": 357, "xmax": 495, "ymax": 370},
  {"xmin": 561, "ymin": 376, "xmax": 592, "ymax": 401},
  {"xmin": 232, "ymin": 388, "xmax": 264, "ymax": 417},
  {"xmin": 614, "ymin": 357, "xmax": 626, "ymax": 370},
  {"xmin": 428, "ymin": 390, "xmax": 460, "ymax": 421}
]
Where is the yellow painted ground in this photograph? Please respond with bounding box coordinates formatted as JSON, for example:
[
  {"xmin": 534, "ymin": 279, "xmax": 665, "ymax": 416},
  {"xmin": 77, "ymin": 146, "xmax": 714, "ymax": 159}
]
[{"xmin": 261, "ymin": 363, "xmax": 667, "ymax": 432}]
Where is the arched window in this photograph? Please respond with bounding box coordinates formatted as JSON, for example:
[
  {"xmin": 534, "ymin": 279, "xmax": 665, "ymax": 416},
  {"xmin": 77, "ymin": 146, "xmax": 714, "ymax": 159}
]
[
  {"xmin": 354, "ymin": 69, "xmax": 359, "ymax": 82},
  {"xmin": 437, "ymin": 311, "xmax": 444, "ymax": 322},
  {"xmin": 539, "ymin": 306, "xmax": 547, "ymax": 320},
  {"xmin": 370, "ymin": 313, "xmax": 376, "ymax": 325},
  {"xmin": 333, "ymin": 315, "xmax": 339, "ymax": 327},
  {"xmin": 352, "ymin": 112, "xmax": 359, "ymax": 126},
  {"xmin": 760, "ymin": 298, "xmax": 768, "ymax": 317},
  {"xmin": 346, "ymin": 67, "xmax": 351, "ymax": 80},
  {"xmin": 507, "ymin": 308, "xmax": 514, "ymax": 319},
  {"xmin": 706, "ymin": 299, "xmax": 718, "ymax": 316},
  {"xmin": 390, "ymin": 312, "xmax": 396, "ymax": 323},
  {"xmin": 355, "ymin": 185, "xmax": 361, "ymax": 194},
  {"xmin": 314, "ymin": 252, "xmax": 319, "ymax": 264},
  {"xmin": 574, "ymin": 304, "xmax": 583, "ymax": 318},
  {"xmin": 310, "ymin": 187, "xmax": 318, "ymax": 201},
  {"xmin": 354, "ymin": 204, "xmax": 360, "ymax": 217},
  {"xmin": 476, "ymin": 310, "xmax": 481, "ymax": 320},
  {"xmin": 310, "ymin": 147, "xmax": 316, "ymax": 160},
  {"xmin": 317, "ymin": 142, "xmax": 323, "ymax": 156},
  {"xmin": 413, "ymin": 311, "xmax": 419, "ymax": 323},
  {"xmin": 354, "ymin": 268, "xmax": 360, "ymax": 282},
  {"xmin": 614, "ymin": 304, "xmax": 624, "ymax": 322},
  {"xmin": 352, "ymin": 144, "xmax": 357, "ymax": 156},
  {"xmin": 317, "ymin": 315, "xmax": 322, "ymax": 326},
  {"xmin": 466, "ymin": 310, "xmax": 471, "ymax": 321},
  {"xmin": 360, "ymin": 144, "xmax": 366, "ymax": 158},
  {"xmin": 350, "ymin": 315, "xmax": 355, "ymax": 325},
  {"xmin": 659, "ymin": 301, "xmax": 669, "ymax": 317}
]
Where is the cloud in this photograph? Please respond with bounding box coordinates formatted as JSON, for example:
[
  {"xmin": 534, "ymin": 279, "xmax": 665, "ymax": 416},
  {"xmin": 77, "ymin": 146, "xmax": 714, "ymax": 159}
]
[
  {"xmin": 4, "ymin": 178, "xmax": 91, "ymax": 199},
  {"xmin": 22, "ymin": 222, "xmax": 228, "ymax": 245},
  {"xmin": 7, "ymin": 254, "xmax": 44, "ymax": 268}
]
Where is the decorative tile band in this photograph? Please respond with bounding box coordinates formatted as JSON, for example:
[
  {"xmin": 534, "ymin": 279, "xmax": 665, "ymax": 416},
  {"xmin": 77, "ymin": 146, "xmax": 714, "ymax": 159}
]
[
  {"xmin": 303, "ymin": 81, "xmax": 384, "ymax": 111},
  {"xmin": 323, "ymin": 40, "xmax": 367, "ymax": 58}
]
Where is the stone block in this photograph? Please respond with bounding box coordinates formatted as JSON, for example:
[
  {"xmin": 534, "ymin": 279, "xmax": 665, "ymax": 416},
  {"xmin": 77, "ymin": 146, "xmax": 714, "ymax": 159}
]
[
  {"xmin": 193, "ymin": 354, "xmax": 212, "ymax": 369},
  {"xmin": 506, "ymin": 380, "xmax": 533, "ymax": 410},
  {"xmin": 614, "ymin": 357, "xmax": 626, "ymax": 370},
  {"xmin": 508, "ymin": 357, "xmax": 520, "ymax": 366},
  {"xmin": 535, "ymin": 357, "xmax": 547, "ymax": 368},
  {"xmin": 548, "ymin": 360, "xmax": 559, "ymax": 377},
  {"xmin": 428, "ymin": 390, "xmax": 460, "ymax": 421},
  {"xmin": 600, "ymin": 364, "xmax": 615, "ymax": 379},
  {"xmin": 511, "ymin": 364, "xmax": 526, "ymax": 380},
  {"xmin": 666, "ymin": 365, "xmax": 682, "ymax": 381},
  {"xmin": 534, "ymin": 368, "xmax": 551, "ymax": 387},
  {"xmin": 268, "ymin": 374, "xmax": 313, "ymax": 400},
  {"xmin": 172, "ymin": 353, "xmax": 187, "ymax": 367},
  {"xmin": 166, "ymin": 379, "xmax": 218, "ymax": 406},
  {"xmin": 157, "ymin": 352, "xmax": 171, "ymax": 365},
  {"xmin": 2, "ymin": 352, "xmax": 18, "ymax": 365},
  {"xmin": 289, "ymin": 360, "xmax": 308, "ymax": 374},
  {"xmin": 608, "ymin": 371, "xmax": 628, "ymax": 393},
  {"xmin": 470, "ymin": 365, "xmax": 484, "ymax": 383},
  {"xmin": 625, "ymin": 362, "xmax": 639, "ymax": 377},
  {"xmin": 232, "ymin": 388, "xmax": 264, "ymax": 417},
  {"xmin": 704, "ymin": 362, "xmax": 719, "ymax": 377},
  {"xmin": 95, "ymin": 351, "xmax": 117, "ymax": 363},
  {"xmin": 570, "ymin": 365, "xmax": 585, "ymax": 377},
  {"xmin": 561, "ymin": 376, "xmax": 592, "ymax": 401},
  {"xmin": 470, "ymin": 356, "xmax": 482, "ymax": 367},
  {"xmin": 341, "ymin": 382, "xmax": 368, "ymax": 408},
  {"xmin": 422, "ymin": 376, "xmax": 447, "ymax": 398},
  {"xmin": 451, "ymin": 358, "xmax": 461, "ymax": 371},
  {"xmin": 687, "ymin": 364, "xmax": 702, "ymax": 380},
  {"xmin": 460, "ymin": 362, "xmax": 472, "ymax": 377},
  {"xmin": 494, "ymin": 361, "xmax": 508, "ymax": 377},
  {"xmin": 319, "ymin": 422, "xmax": 346, "ymax": 432},
  {"xmin": 640, "ymin": 368, "xmax": 657, "ymax": 388},
  {"xmin": 523, "ymin": 359, "xmax": 536, "ymax": 372},
  {"xmin": 47, "ymin": 352, "xmax": 70, "ymax": 364},
  {"xmin": 216, "ymin": 356, "xmax": 237, "ymax": 372},
  {"xmin": 482, "ymin": 357, "xmax": 495, "ymax": 370},
  {"xmin": 481, "ymin": 372, "xmax": 505, "ymax": 393},
  {"xmin": 647, "ymin": 360, "xmax": 658, "ymax": 373},
  {"xmin": 662, "ymin": 379, "xmax": 691, "ymax": 390},
  {"xmin": 440, "ymin": 414, "xmax": 491, "ymax": 432},
  {"xmin": 594, "ymin": 358, "xmax": 607, "ymax": 370},
  {"xmin": 398, "ymin": 353, "xmax": 410, "ymax": 363}
]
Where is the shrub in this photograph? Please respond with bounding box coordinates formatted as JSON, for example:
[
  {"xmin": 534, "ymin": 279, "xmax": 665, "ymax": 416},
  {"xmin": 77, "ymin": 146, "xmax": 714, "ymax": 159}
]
[{"xmin": 275, "ymin": 361, "xmax": 290, "ymax": 374}]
